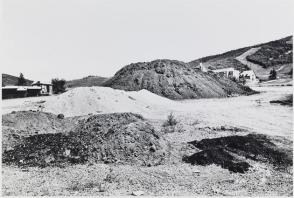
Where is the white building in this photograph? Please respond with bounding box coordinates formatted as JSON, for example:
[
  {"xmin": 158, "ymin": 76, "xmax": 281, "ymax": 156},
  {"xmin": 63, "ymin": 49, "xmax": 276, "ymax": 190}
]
[
  {"xmin": 199, "ymin": 62, "xmax": 208, "ymax": 72},
  {"xmin": 211, "ymin": 67, "xmax": 240, "ymax": 81},
  {"xmin": 240, "ymin": 70, "xmax": 258, "ymax": 84}
]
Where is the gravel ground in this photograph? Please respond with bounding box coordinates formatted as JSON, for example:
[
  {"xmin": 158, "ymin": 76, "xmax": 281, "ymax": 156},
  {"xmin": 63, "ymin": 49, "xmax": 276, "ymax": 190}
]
[{"xmin": 2, "ymin": 162, "xmax": 292, "ymax": 196}]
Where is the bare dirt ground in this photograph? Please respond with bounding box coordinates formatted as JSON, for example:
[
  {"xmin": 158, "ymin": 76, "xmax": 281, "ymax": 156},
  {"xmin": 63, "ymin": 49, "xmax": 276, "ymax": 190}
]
[{"xmin": 1, "ymin": 85, "xmax": 293, "ymax": 196}]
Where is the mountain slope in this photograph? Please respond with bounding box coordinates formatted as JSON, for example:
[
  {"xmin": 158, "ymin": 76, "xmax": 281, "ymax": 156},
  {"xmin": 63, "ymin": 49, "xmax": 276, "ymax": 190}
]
[
  {"xmin": 66, "ymin": 75, "xmax": 108, "ymax": 88},
  {"xmin": 103, "ymin": 59, "xmax": 254, "ymax": 100},
  {"xmin": 189, "ymin": 36, "xmax": 293, "ymax": 80},
  {"xmin": 2, "ymin": 73, "xmax": 33, "ymax": 87}
]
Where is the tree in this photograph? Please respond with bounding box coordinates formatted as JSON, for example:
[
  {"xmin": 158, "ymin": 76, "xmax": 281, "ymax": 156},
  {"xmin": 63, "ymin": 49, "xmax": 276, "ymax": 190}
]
[
  {"xmin": 269, "ymin": 68, "xmax": 277, "ymax": 80},
  {"xmin": 17, "ymin": 73, "xmax": 27, "ymax": 86},
  {"xmin": 51, "ymin": 78, "xmax": 66, "ymax": 94}
]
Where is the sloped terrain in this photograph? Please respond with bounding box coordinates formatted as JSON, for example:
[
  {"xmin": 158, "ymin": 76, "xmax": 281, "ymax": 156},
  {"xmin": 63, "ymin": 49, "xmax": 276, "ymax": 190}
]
[
  {"xmin": 103, "ymin": 59, "xmax": 254, "ymax": 100},
  {"xmin": 189, "ymin": 36, "xmax": 293, "ymax": 79},
  {"xmin": 2, "ymin": 112, "xmax": 167, "ymax": 167},
  {"xmin": 66, "ymin": 75, "xmax": 108, "ymax": 88},
  {"xmin": 2, "ymin": 73, "xmax": 33, "ymax": 86},
  {"xmin": 246, "ymin": 37, "xmax": 292, "ymax": 68}
]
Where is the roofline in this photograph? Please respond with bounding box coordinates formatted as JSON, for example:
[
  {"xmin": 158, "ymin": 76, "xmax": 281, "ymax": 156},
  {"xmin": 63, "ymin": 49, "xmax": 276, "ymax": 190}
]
[{"xmin": 32, "ymin": 83, "xmax": 52, "ymax": 85}]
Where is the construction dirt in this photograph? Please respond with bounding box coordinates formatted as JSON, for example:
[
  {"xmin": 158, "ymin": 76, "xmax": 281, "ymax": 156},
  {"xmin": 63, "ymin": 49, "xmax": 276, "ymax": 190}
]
[
  {"xmin": 183, "ymin": 134, "xmax": 293, "ymax": 173},
  {"xmin": 2, "ymin": 112, "xmax": 168, "ymax": 167},
  {"xmin": 103, "ymin": 59, "xmax": 255, "ymax": 100}
]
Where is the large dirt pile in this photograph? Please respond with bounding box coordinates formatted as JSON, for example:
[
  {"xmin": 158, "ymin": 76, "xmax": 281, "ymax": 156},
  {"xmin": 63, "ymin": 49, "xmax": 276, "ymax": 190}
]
[
  {"xmin": 183, "ymin": 134, "xmax": 293, "ymax": 173},
  {"xmin": 103, "ymin": 59, "xmax": 254, "ymax": 100},
  {"xmin": 3, "ymin": 112, "xmax": 167, "ymax": 167}
]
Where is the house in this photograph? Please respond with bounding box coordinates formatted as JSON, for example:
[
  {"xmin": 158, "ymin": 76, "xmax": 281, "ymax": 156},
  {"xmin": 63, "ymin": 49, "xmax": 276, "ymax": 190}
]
[
  {"xmin": 199, "ymin": 62, "xmax": 259, "ymax": 84},
  {"xmin": 32, "ymin": 81, "xmax": 53, "ymax": 95},
  {"xmin": 199, "ymin": 63, "xmax": 240, "ymax": 81},
  {"xmin": 212, "ymin": 67, "xmax": 240, "ymax": 81},
  {"xmin": 2, "ymin": 86, "xmax": 42, "ymax": 99},
  {"xmin": 239, "ymin": 70, "xmax": 259, "ymax": 84}
]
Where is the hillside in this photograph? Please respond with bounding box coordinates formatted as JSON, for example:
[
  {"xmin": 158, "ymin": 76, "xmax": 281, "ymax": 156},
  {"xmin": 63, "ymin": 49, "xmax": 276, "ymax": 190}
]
[
  {"xmin": 103, "ymin": 59, "xmax": 254, "ymax": 100},
  {"xmin": 66, "ymin": 75, "xmax": 108, "ymax": 88},
  {"xmin": 189, "ymin": 36, "xmax": 293, "ymax": 80},
  {"xmin": 2, "ymin": 73, "xmax": 33, "ymax": 87}
]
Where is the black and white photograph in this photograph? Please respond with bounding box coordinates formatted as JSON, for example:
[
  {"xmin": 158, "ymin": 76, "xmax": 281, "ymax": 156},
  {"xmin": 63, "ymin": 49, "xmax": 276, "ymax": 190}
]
[{"xmin": 1, "ymin": 0, "xmax": 293, "ymax": 196}]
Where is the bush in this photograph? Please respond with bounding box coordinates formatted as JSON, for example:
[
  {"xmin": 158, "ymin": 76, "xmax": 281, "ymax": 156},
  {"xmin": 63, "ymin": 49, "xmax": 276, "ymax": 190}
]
[
  {"xmin": 163, "ymin": 113, "xmax": 177, "ymax": 127},
  {"xmin": 57, "ymin": 114, "xmax": 65, "ymax": 119},
  {"xmin": 51, "ymin": 78, "xmax": 66, "ymax": 94}
]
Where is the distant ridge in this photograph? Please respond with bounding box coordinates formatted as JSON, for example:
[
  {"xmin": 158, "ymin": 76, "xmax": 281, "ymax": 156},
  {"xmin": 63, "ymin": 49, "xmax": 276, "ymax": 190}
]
[
  {"xmin": 2, "ymin": 73, "xmax": 33, "ymax": 87},
  {"xmin": 66, "ymin": 75, "xmax": 108, "ymax": 88}
]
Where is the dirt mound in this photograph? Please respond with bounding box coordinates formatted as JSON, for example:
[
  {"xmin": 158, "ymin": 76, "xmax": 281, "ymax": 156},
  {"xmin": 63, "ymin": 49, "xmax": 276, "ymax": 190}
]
[
  {"xmin": 42, "ymin": 86, "xmax": 174, "ymax": 117},
  {"xmin": 103, "ymin": 59, "xmax": 254, "ymax": 100},
  {"xmin": 3, "ymin": 113, "xmax": 167, "ymax": 167},
  {"xmin": 2, "ymin": 111, "xmax": 78, "ymax": 136},
  {"xmin": 183, "ymin": 134, "xmax": 292, "ymax": 173}
]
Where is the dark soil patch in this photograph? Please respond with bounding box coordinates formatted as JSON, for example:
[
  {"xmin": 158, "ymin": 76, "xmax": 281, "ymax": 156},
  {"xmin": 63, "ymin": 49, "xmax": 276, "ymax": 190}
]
[
  {"xmin": 3, "ymin": 133, "xmax": 88, "ymax": 167},
  {"xmin": 270, "ymin": 94, "xmax": 293, "ymax": 106},
  {"xmin": 183, "ymin": 134, "xmax": 292, "ymax": 173},
  {"xmin": 2, "ymin": 112, "xmax": 167, "ymax": 167}
]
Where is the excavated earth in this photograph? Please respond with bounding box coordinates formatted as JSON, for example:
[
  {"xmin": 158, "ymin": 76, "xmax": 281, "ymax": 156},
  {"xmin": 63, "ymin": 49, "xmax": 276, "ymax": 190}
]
[
  {"xmin": 183, "ymin": 134, "xmax": 293, "ymax": 173},
  {"xmin": 2, "ymin": 111, "xmax": 168, "ymax": 167},
  {"xmin": 103, "ymin": 59, "xmax": 255, "ymax": 100}
]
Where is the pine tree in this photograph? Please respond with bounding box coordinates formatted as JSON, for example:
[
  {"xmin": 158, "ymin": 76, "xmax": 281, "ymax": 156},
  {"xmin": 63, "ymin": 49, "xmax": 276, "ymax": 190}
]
[
  {"xmin": 269, "ymin": 68, "xmax": 277, "ymax": 80},
  {"xmin": 17, "ymin": 73, "xmax": 27, "ymax": 86}
]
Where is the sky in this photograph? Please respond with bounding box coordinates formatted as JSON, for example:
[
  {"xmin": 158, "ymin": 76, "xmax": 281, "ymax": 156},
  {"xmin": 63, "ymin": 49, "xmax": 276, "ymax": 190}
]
[{"xmin": 2, "ymin": 0, "xmax": 293, "ymax": 82}]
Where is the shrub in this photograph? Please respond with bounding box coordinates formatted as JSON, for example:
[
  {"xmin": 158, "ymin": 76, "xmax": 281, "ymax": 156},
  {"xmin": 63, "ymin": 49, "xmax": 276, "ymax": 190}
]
[
  {"xmin": 57, "ymin": 114, "xmax": 65, "ymax": 119},
  {"xmin": 163, "ymin": 113, "xmax": 177, "ymax": 127},
  {"xmin": 51, "ymin": 78, "xmax": 66, "ymax": 94}
]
